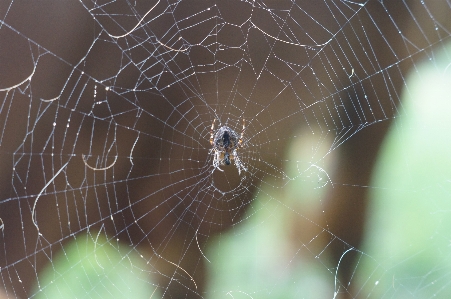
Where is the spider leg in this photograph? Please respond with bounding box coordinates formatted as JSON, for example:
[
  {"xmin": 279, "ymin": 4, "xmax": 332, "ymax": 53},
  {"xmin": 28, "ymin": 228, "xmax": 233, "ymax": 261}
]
[
  {"xmin": 238, "ymin": 119, "xmax": 245, "ymax": 148},
  {"xmin": 212, "ymin": 149, "xmax": 224, "ymax": 173},
  {"xmin": 210, "ymin": 119, "xmax": 216, "ymax": 145},
  {"xmin": 232, "ymin": 148, "xmax": 247, "ymax": 175}
]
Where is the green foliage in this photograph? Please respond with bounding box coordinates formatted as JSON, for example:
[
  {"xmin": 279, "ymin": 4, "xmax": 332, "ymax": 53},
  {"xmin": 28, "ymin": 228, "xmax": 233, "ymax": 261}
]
[{"xmin": 34, "ymin": 233, "xmax": 156, "ymax": 299}]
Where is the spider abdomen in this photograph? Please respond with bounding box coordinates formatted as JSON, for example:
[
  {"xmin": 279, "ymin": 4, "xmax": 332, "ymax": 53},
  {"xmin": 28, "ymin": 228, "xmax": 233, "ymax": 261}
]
[
  {"xmin": 209, "ymin": 120, "xmax": 246, "ymax": 174},
  {"xmin": 224, "ymin": 152, "xmax": 231, "ymax": 165}
]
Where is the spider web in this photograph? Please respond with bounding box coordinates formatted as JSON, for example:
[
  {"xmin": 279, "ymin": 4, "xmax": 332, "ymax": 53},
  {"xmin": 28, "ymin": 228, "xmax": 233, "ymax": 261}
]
[{"xmin": 1, "ymin": 0, "xmax": 451, "ymax": 298}]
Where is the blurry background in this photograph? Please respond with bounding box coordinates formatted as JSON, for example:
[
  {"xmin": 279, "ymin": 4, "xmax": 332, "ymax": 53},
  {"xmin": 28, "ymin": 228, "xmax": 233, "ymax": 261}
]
[{"xmin": 35, "ymin": 41, "xmax": 451, "ymax": 298}]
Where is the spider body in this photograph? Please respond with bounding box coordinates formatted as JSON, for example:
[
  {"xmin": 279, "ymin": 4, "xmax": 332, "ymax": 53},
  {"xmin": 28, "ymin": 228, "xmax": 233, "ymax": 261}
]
[{"xmin": 210, "ymin": 119, "xmax": 246, "ymax": 174}]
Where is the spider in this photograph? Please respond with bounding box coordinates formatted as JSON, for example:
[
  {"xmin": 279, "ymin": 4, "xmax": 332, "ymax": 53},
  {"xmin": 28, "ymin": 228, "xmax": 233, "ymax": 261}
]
[{"xmin": 210, "ymin": 119, "xmax": 247, "ymax": 175}]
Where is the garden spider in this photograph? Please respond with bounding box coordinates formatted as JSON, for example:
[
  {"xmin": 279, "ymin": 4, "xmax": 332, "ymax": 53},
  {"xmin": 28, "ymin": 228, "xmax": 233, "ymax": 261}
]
[{"xmin": 210, "ymin": 119, "xmax": 247, "ymax": 175}]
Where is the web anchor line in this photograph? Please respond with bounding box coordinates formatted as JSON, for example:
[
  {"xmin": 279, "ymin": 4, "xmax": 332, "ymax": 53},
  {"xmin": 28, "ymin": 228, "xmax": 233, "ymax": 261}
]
[
  {"xmin": 250, "ymin": 21, "xmax": 329, "ymax": 48},
  {"xmin": 108, "ymin": 0, "xmax": 161, "ymax": 39},
  {"xmin": 32, "ymin": 161, "xmax": 69, "ymax": 233},
  {"xmin": 82, "ymin": 154, "xmax": 117, "ymax": 171}
]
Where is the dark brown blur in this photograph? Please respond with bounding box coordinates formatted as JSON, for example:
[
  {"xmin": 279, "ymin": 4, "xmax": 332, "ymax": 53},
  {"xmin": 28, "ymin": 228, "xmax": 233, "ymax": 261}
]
[{"xmin": 0, "ymin": 1, "xmax": 450, "ymax": 298}]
